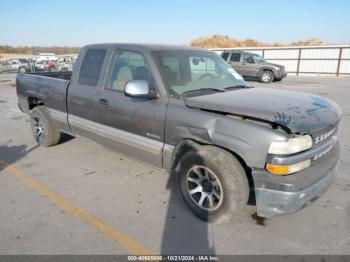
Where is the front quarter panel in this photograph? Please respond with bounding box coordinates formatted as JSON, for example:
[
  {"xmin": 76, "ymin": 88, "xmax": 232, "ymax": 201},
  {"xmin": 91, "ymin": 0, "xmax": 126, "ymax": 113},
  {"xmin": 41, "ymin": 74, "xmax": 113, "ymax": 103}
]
[
  {"xmin": 258, "ymin": 65, "xmax": 277, "ymax": 77},
  {"xmin": 165, "ymin": 98, "xmax": 287, "ymax": 169}
]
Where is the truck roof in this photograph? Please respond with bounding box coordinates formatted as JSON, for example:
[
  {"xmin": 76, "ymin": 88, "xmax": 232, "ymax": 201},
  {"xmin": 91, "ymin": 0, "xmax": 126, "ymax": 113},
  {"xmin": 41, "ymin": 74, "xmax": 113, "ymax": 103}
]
[{"xmin": 84, "ymin": 43, "xmax": 207, "ymax": 52}]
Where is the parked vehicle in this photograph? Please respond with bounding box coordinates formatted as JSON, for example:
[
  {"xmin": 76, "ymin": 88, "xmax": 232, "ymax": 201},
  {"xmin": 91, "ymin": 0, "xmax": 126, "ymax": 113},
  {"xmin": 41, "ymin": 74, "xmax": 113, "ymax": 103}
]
[
  {"xmin": 220, "ymin": 50, "xmax": 287, "ymax": 83},
  {"xmin": 1, "ymin": 59, "xmax": 30, "ymax": 73},
  {"xmin": 57, "ymin": 57, "xmax": 76, "ymax": 72},
  {"xmin": 34, "ymin": 60, "xmax": 57, "ymax": 72},
  {"xmin": 17, "ymin": 44, "xmax": 341, "ymax": 223},
  {"xmin": 37, "ymin": 53, "xmax": 58, "ymax": 62}
]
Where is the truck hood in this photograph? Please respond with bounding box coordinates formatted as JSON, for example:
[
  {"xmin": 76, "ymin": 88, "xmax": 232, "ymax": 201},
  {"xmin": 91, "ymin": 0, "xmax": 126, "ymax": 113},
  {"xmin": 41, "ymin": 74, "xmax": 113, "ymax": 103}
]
[
  {"xmin": 266, "ymin": 62, "xmax": 283, "ymax": 68},
  {"xmin": 185, "ymin": 88, "xmax": 341, "ymax": 133},
  {"xmin": 261, "ymin": 62, "xmax": 285, "ymax": 71}
]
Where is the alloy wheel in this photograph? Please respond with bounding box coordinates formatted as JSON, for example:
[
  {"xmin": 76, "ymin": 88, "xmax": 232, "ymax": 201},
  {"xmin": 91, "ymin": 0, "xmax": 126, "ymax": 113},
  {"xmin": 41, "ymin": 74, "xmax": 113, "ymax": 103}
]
[
  {"xmin": 186, "ymin": 165, "xmax": 224, "ymax": 211},
  {"xmin": 261, "ymin": 72, "xmax": 271, "ymax": 82},
  {"xmin": 33, "ymin": 116, "xmax": 45, "ymax": 143}
]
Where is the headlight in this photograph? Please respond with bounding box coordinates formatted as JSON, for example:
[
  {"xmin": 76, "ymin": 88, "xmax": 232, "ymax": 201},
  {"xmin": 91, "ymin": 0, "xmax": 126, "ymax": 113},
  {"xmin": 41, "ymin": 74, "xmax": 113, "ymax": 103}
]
[
  {"xmin": 268, "ymin": 135, "xmax": 313, "ymax": 155},
  {"xmin": 266, "ymin": 159, "xmax": 311, "ymax": 175}
]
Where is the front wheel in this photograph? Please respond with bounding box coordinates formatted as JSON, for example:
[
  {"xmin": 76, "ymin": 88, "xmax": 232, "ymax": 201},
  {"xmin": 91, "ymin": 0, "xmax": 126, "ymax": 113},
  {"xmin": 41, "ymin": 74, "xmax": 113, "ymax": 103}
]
[
  {"xmin": 176, "ymin": 146, "xmax": 249, "ymax": 223},
  {"xmin": 18, "ymin": 67, "xmax": 26, "ymax": 73},
  {"xmin": 260, "ymin": 71, "xmax": 274, "ymax": 83},
  {"xmin": 30, "ymin": 106, "xmax": 61, "ymax": 147}
]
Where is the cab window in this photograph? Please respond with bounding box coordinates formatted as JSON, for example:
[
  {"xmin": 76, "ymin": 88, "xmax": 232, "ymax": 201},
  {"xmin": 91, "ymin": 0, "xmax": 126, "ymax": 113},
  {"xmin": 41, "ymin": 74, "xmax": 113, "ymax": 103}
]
[
  {"xmin": 243, "ymin": 54, "xmax": 255, "ymax": 64},
  {"xmin": 78, "ymin": 49, "xmax": 106, "ymax": 86},
  {"xmin": 230, "ymin": 53, "xmax": 241, "ymax": 62},
  {"xmin": 221, "ymin": 52, "xmax": 230, "ymax": 61},
  {"xmin": 106, "ymin": 51, "xmax": 154, "ymax": 92}
]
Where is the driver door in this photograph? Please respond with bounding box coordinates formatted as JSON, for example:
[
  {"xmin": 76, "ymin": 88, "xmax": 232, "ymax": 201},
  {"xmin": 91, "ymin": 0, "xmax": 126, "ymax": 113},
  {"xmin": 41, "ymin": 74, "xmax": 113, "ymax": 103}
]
[
  {"xmin": 95, "ymin": 48, "xmax": 167, "ymax": 168},
  {"xmin": 241, "ymin": 54, "xmax": 259, "ymax": 77}
]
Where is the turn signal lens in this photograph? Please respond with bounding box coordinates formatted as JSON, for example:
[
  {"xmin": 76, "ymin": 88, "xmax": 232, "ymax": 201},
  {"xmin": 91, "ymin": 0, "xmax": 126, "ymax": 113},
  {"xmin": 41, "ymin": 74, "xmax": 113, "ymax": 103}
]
[
  {"xmin": 266, "ymin": 159, "xmax": 311, "ymax": 175},
  {"xmin": 266, "ymin": 164, "xmax": 289, "ymax": 175}
]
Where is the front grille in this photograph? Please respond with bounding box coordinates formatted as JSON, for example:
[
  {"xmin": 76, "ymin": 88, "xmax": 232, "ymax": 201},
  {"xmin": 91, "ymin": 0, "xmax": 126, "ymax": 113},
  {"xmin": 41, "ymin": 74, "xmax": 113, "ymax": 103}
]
[
  {"xmin": 310, "ymin": 122, "xmax": 339, "ymax": 145},
  {"xmin": 313, "ymin": 127, "xmax": 337, "ymax": 145},
  {"xmin": 312, "ymin": 141, "xmax": 336, "ymax": 161},
  {"xmin": 309, "ymin": 122, "xmax": 339, "ymax": 163}
]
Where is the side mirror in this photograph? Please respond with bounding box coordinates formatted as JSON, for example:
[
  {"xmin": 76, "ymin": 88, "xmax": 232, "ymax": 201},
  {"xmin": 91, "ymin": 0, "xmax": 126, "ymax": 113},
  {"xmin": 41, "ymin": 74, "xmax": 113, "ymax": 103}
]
[{"xmin": 124, "ymin": 80, "xmax": 158, "ymax": 99}]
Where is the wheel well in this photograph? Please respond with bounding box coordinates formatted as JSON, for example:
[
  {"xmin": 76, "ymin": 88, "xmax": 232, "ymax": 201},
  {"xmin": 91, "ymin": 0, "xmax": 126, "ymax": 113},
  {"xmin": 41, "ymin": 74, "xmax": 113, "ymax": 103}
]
[
  {"xmin": 28, "ymin": 97, "xmax": 44, "ymax": 110},
  {"xmin": 261, "ymin": 69, "xmax": 274, "ymax": 76},
  {"xmin": 170, "ymin": 139, "xmax": 255, "ymax": 203},
  {"xmin": 170, "ymin": 139, "xmax": 202, "ymax": 175}
]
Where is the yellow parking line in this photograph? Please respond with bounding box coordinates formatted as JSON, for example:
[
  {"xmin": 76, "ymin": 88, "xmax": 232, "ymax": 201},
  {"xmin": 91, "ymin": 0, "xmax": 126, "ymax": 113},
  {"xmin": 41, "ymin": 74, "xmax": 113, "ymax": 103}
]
[{"xmin": 0, "ymin": 159, "xmax": 154, "ymax": 255}]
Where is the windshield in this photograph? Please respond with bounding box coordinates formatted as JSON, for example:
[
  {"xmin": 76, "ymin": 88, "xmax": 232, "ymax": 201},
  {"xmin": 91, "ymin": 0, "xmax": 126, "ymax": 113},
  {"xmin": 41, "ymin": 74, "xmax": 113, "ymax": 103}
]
[
  {"xmin": 154, "ymin": 50, "xmax": 247, "ymax": 96},
  {"xmin": 252, "ymin": 54, "xmax": 266, "ymax": 63}
]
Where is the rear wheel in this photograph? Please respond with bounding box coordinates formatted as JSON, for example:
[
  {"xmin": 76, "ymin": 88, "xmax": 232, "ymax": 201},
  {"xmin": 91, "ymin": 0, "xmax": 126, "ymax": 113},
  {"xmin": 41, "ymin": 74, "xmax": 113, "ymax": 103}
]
[
  {"xmin": 260, "ymin": 70, "xmax": 274, "ymax": 83},
  {"xmin": 176, "ymin": 146, "xmax": 249, "ymax": 223},
  {"xmin": 30, "ymin": 106, "xmax": 61, "ymax": 147}
]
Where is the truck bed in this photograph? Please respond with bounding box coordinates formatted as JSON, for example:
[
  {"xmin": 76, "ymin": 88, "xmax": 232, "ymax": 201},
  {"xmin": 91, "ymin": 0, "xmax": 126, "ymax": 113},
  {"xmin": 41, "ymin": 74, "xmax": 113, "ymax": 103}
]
[
  {"xmin": 26, "ymin": 71, "xmax": 72, "ymax": 81},
  {"xmin": 17, "ymin": 71, "xmax": 71, "ymax": 116}
]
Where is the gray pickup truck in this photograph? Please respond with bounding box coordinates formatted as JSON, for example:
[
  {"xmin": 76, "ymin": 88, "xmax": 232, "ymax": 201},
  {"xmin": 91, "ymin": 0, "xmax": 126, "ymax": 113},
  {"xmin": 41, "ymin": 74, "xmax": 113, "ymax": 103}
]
[
  {"xmin": 220, "ymin": 50, "xmax": 287, "ymax": 83},
  {"xmin": 17, "ymin": 44, "xmax": 341, "ymax": 223}
]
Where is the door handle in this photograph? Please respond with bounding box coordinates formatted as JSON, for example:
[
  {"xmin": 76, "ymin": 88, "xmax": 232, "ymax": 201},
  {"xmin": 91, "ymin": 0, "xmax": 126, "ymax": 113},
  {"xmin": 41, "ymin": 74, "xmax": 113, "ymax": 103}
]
[{"xmin": 98, "ymin": 98, "xmax": 109, "ymax": 107}]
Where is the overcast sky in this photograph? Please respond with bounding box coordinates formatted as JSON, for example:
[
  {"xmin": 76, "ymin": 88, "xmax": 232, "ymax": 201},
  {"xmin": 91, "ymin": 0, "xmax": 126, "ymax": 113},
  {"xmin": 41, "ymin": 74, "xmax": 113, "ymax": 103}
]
[{"xmin": 0, "ymin": 0, "xmax": 349, "ymax": 47}]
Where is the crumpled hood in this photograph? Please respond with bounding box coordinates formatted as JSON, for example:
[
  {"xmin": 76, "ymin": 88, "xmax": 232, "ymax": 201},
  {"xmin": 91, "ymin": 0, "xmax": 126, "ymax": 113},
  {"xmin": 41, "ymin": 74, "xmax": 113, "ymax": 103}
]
[{"xmin": 185, "ymin": 88, "xmax": 341, "ymax": 133}]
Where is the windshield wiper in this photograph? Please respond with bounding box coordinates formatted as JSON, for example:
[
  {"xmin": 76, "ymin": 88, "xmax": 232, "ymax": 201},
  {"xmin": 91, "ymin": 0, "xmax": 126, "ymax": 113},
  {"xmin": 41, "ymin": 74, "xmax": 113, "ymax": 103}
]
[
  {"xmin": 182, "ymin": 88, "xmax": 225, "ymax": 96},
  {"xmin": 224, "ymin": 85, "xmax": 252, "ymax": 90}
]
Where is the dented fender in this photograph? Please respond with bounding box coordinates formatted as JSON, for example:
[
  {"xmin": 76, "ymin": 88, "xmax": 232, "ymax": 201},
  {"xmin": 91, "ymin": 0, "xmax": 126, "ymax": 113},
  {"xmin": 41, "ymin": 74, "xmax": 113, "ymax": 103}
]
[{"xmin": 165, "ymin": 98, "xmax": 287, "ymax": 169}]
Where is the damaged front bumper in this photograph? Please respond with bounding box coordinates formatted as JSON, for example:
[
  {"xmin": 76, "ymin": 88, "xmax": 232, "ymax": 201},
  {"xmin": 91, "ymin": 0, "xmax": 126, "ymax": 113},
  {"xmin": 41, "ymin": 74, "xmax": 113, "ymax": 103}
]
[{"xmin": 252, "ymin": 142, "xmax": 340, "ymax": 218}]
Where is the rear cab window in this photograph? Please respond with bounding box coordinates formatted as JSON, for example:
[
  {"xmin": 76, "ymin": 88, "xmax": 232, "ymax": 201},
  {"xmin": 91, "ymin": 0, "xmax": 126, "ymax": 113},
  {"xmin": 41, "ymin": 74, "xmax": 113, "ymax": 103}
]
[{"xmin": 78, "ymin": 49, "xmax": 107, "ymax": 86}]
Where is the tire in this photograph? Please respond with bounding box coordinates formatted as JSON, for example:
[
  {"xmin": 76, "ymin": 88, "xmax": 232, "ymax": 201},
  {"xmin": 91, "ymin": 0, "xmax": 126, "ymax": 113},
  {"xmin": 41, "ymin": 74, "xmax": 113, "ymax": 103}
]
[
  {"xmin": 18, "ymin": 67, "xmax": 26, "ymax": 73},
  {"xmin": 30, "ymin": 106, "xmax": 61, "ymax": 147},
  {"xmin": 176, "ymin": 146, "xmax": 249, "ymax": 223},
  {"xmin": 260, "ymin": 70, "xmax": 274, "ymax": 83}
]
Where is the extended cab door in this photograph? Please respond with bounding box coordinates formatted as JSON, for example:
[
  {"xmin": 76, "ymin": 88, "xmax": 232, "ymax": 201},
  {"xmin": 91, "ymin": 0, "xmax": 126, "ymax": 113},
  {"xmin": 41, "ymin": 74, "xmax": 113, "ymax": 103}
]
[
  {"xmin": 67, "ymin": 48, "xmax": 108, "ymax": 140},
  {"xmin": 95, "ymin": 48, "xmax": 167, "ymax": 168}
]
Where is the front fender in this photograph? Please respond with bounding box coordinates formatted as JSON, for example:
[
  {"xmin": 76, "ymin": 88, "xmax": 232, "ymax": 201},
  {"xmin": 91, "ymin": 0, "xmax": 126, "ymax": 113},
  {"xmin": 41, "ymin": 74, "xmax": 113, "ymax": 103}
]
[
  {"xmin": 165, "ymin": 99, "xmax": 288, "ymax": 170},
  {"xmin": 258, "ymin": 66, "xmax": 276, "ymax": 77},
  {"xmin": 209, "ymin": 116, "xmax": 286, "ymax": 168}
]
